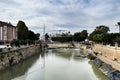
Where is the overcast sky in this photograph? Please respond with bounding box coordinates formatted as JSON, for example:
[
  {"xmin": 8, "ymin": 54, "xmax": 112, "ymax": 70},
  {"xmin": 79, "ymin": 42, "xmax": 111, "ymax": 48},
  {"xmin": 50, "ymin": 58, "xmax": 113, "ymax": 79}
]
[{"xmin": 0, "ymin": 0, "xmax": 120, "ymax": 35}]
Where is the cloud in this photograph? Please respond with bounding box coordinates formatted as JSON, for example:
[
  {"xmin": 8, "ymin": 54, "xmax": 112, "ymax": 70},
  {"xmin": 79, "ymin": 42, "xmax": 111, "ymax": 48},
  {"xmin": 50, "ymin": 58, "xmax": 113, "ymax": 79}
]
[{"xmin": 0, "ymin": 0, "xmax": 120, "ymax": 34}]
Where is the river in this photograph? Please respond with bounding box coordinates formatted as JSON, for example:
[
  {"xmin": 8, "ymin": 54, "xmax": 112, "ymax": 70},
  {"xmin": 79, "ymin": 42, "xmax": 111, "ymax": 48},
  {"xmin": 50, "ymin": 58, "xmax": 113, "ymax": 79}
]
[{"xmin": 0, "ymin": 48, "xmax": 109, "ymax": 80}]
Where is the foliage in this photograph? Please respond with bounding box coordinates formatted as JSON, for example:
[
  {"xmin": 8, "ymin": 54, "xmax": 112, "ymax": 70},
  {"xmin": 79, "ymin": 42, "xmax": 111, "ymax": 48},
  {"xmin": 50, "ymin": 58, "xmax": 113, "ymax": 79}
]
[
  {"xmin": 95, "ymin": 25, "xmax": 110, "ymax": 33},
  {"xmin": 89, "ymin": 25, "xmax": 110, "ymax": 41},
  {"xmin": 10, "ymin": 39, "xmax": 36, "ymax": 47},
  {"xmin": 0, "ymin": 48, "xmax": 2, "ymax": 52},
  {"xmin": 61, "ymin": 31, "xmax": 71, "ymax": 37},
  {"xmin": 87, "ymin": 54, "xmax": 96, "ymax": 60},
  {"xmin": 73, "ymin": 30, "xmax": 88, "ymax": 42},
  {"xmin": 51, "ymin": 30, "xmax": 88, "ymax": 42},
  {"xmin": 52, "ymin": 36, "xmax": 72, "ymax": 42},
  {"xmin": 36, "ymin": 33, "xmax": 40, "ymax": 40},
  {"xmin": 93, "ymin": 34, "xmax": 103, "ymax": 43},
  {"xmin": 28, "ymin": 31, "xmax": 39, "ymax": 40},
  {"xmin": 17, "ymin": 21, "xmax": 29, "ymax": 40},
  {"xmin": 110, "ymin": 33, "xmax": 120, "ymax": 43},
  {"xmin": 10, "ymin": 39, "xmax": 20, "ymax": 47},
  {"xmin": 90, "ymin": 32, "xmax": 120, "ymax": 44},
  {"xmin": 101, "ymin": 33, "xmax": 111, "ymax": 44},
  {"xmin": 45, "ymin": 33, "xmax": 49, "ymax": 41},
  {"xmin": 16, "ymin": 20, "xmax": 40, "ymax": 42}
]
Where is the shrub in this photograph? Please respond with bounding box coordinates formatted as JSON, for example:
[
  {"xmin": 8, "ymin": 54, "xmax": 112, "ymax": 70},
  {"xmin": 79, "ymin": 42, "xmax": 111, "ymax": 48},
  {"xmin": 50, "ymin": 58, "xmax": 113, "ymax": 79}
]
[
  {"xmin": 0, "ymin": 48, "xmax": 2, "ymax": 52},
  {"xmin": 87, "ymin": 54, "xmax": 96, "ymax": 60}
]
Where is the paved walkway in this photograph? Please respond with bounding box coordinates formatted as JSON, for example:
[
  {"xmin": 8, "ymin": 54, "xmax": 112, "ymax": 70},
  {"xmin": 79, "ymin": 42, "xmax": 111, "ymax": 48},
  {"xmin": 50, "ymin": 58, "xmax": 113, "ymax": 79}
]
[{"xmin": 97, "ymin": 55, "xmax": 120, "ymax": 71}]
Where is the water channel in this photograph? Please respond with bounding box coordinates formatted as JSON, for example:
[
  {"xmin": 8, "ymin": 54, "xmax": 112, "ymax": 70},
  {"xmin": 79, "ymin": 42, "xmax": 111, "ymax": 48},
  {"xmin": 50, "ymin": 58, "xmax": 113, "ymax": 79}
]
[{"xmin": 0, "ymin": 48, "xmax": 109, "ymax": 80}]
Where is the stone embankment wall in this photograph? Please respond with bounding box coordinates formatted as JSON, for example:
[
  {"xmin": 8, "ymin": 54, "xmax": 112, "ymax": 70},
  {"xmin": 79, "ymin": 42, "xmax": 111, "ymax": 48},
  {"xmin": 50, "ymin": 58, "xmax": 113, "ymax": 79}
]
[
  {"xmin": 93, "ymin": 58, "xmax": 120, "ymax": 80},
  {"xmin": 93, "ymin": 44, "xmax": 120, "ymax": 62},
  {"xmin": 0, "ymin": 44, "xmax": 42, "ymax": 71}
]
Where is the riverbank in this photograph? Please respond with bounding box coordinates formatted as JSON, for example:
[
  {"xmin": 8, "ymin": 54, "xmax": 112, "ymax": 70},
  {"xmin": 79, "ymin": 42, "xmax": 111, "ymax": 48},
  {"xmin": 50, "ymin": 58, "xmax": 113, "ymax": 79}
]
[
  {"xmin": 83, "ymin": 48, "xmax": 120, "ymax": 80},
  {"xmin": 48, "ymin": 43, "xmax": 120, "ymax": 80},
  {"xmin": 90, "ymin": 61, "xmax": 109, "ymax": 80},
  {"xmin": 0, "ymin": 44, "xmax": 42, "ymax": 71},
  {"xmin": 92, "ymin": 58, "xmax": 120, "ymax": 80}
]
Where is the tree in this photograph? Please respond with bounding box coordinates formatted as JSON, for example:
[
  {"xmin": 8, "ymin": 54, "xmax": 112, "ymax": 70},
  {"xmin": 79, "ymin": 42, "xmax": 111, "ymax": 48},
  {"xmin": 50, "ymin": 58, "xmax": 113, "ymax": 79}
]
[
  {"xmin": 80, "ymin": 30, "xmax": 88, "ymax": 39},
  {"xmin": 35, "ymin": 33, "xmax": 40, "ymax": 40},
  {"xmin": 74, "ymin": 30, "xmax": 88, "ymax": 41},
  {"xmin": 89, "ymin": 25, "xmax": 110, "ymax": 40},
  {"xmin": 93, "ymin": 34, "xmax": 104, "ymax": 43},
  {"xmin": 95, "ymin": 25, "xmax": 110, "ymax": 33},
  {"xmin": 17, "ymin": 21, "xmax": 29, "ymax": 40},
  {"xmin": 28, "ymin": 30, "xmax": 36, "ymax": 40},
  {"xmin": 45, "ymin": 33, "xmax": 49, "ymax": 41},
  {"xmin": 28, "ymin": 31, "xmax": 40, "ymax": 40}
]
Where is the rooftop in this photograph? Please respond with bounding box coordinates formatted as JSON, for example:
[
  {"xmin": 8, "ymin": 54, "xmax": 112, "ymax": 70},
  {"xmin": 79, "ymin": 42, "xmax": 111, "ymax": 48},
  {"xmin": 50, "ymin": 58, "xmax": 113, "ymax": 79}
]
[{"xmin": 0, "ymin": 21, "xmax": 15, "ymax": 27}]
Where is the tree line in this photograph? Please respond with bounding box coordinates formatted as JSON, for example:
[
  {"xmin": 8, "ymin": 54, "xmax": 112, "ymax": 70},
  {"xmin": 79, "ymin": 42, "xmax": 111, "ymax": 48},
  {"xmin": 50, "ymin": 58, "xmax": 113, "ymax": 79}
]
[
  {"xmin": 51, "ymin": 30, "xmax": 88, "ymax": 42},
  {"xmin": 51, "ymin": 22, "xmax": 120, "ymax": 45},
  {"xmin": 12, "ymin": 20, "xmax": 120, "ymax": 46}
]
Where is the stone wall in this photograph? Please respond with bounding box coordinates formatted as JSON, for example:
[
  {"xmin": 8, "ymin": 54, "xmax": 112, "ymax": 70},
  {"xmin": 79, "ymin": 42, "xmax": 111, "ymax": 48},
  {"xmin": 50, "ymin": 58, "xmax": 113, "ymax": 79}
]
[
  {"xmin": 93, "ymin": 44, "xmax": 120, "ymax": 62},
  {"xmin": 0, "ymin": 44, "xmax": 42, "ymax": 71},
  {"xmin": 93, "ymin": 58, "xmax": 120, "ymax": 80}
]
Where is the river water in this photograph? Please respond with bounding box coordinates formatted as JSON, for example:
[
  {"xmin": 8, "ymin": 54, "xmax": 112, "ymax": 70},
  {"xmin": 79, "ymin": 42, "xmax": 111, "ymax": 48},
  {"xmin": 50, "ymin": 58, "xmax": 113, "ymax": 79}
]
[{"xmin": 0, "ymin": 48, "xmax": 109, "ymax": 80}]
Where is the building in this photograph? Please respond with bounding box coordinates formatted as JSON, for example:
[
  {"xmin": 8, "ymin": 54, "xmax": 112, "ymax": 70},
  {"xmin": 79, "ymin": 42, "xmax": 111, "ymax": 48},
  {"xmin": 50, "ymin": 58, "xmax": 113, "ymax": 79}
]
[{"xmin": 0, "ymin": 21, "xmax": 17, "ymax": 44}]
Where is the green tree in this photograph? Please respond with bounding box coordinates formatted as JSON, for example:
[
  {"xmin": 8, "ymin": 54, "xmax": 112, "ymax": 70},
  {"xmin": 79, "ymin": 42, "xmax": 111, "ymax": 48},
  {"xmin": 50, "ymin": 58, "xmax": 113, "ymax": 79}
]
[
  {"xmin": 74, "ymin": 30, "xmax": 88, "ymax": 41},
  {"xmin": 102, "ymin": 33, "xmax": 111, "ymax": 44},
  {"xmin": 17, "ymin": 21, "xmax": 29, "ymax": 40},
  {"xmin": 28, "ymin": 30, "xmax": 36, "ymax": 40},
  {"xmin": 89, "ymin": 25, "xmax": 110, "ymax": 40},
  {"xmin": 95, "ymin": 25, "xmax": 110, "ymax": 33},
  {"xmin": 45, "ymin": 33, "xmax": 49, "ymax": 41},
  {"xmin": 93, "ymin": 34, "xmax": 104, "ymax": 43},
  {"xmin": 35, "ymin": 33, "xmax": 40, "ymax": 40},
  {"xmin": 80, "ymin": 30, "xmax": 88, "ymax": 39},
  {"xmin": 28, "ymin": 31, "xmax": 40, "ymax": 40}
]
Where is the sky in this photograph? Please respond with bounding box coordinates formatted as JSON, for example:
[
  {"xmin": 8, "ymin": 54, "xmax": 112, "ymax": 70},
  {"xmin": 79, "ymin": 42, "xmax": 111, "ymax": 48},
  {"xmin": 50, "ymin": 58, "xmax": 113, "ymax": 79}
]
[{"xmin": 0, "ymin": 0, "xmax": 120, "ymax": 35}]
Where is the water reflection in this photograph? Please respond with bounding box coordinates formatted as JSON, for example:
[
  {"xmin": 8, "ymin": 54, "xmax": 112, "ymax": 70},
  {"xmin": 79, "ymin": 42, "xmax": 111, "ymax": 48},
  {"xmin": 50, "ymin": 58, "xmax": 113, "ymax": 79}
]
[
  {"xmin": 0, "ymin": 48, "xmax": 109, "ymax": 80},
  {"xmin": 90, "ymin": 62, "xmax": 109, "ymax": 80},
  {"xmin": 0, "ymin": 53, "xmax": 40, "ymax": 80}
]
